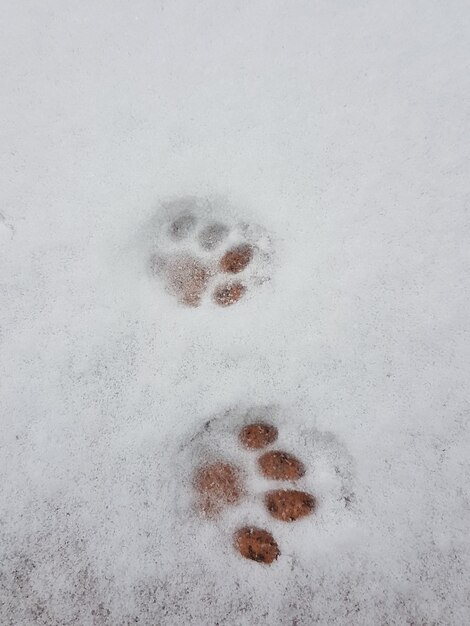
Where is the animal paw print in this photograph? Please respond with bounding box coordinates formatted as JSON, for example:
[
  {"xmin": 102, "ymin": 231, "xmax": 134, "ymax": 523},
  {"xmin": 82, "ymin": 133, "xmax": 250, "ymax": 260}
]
[
  {"xmin": 148, "ymin": 197, "xmax": 273, "ymax": 308},
  {"xmin": 192, "ymin": 418, "xmax": 317, "ymax": 566}
]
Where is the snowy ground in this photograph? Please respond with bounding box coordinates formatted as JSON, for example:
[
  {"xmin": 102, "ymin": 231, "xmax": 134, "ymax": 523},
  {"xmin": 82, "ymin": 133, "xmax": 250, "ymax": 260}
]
[{"xmin": 1, "ymin": 1, "xmax": 470, "ymax": 624}]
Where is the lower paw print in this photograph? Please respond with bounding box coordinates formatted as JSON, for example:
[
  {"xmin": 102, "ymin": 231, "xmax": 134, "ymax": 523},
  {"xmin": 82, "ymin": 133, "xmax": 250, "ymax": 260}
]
[
  {"xmin": 186, "ymin": 406, "xmax": 354, "ymax": 566},
  {"xmin": 148, "ymin": 197, "xmax": 273, "ymax": 308}
]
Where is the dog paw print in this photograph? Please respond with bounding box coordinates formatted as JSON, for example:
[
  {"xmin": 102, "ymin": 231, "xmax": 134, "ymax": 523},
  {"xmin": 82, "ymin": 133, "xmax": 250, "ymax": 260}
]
[
  {"xmin": 191, "ymin": 416, "xmax": 319, "ymax": 566},
  {"xmin": 148, "ymin": 197, "xmax": 273, "ymax": 308},
  {"xmin": 184, "ymin": 406, "xmax": 355, "ymax": 566}
]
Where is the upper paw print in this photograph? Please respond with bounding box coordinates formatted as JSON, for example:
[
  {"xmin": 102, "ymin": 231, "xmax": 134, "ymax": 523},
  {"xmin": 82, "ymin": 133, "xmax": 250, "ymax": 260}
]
[{"xmin": 148, "ymin": 197, "xmax": 273, "ymax": 308}]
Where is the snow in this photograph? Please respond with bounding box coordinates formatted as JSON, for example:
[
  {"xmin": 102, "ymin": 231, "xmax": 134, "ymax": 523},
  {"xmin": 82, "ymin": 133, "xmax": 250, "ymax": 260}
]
[{"xmin": 1, "ymin": 0, "xmax": 470, "ymax": 624}]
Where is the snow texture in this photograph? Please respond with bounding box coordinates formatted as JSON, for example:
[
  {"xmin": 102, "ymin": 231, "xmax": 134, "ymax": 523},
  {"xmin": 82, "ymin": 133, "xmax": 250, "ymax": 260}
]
[{"xmin": 1, "ymin": 1, "xmax": 470, "ymax": 624}]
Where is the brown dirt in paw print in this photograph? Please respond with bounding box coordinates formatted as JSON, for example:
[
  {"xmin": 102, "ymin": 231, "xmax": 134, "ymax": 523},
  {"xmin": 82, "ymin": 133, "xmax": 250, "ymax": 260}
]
[
  {"xmin": 265, "ymin": 489, "xmax": 316, "ymax": 522},
  {"xmin": 239, "ymin": 423, "xmax": 278, "ymax": 449},
  {"xmin": 166, "ymin": 255, "xmax": 210, "ymax": 307},
  {"xmin": 213, "ymin": 282, "xmax": 246, "ymax": 307},
  {"xmin": 194, "ymin": 462, "xmax": 244, "ymax": 518},
  {"xmin": 258, "ymin": 451, "xmax": 305, "ymax": 481},
  {"xmin": 220, "ymin": 244, "xmax": 253, "ymax": 274},
  {"xmin": 234, "ymin": 527, "xmax": 280, "ymax": 564}
]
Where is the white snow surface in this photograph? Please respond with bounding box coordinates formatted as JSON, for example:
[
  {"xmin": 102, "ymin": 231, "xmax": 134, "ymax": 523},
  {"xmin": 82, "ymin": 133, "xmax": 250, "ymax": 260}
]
[{"xmin": 1, "ymin": 1, "xmax": 470, "ymax": 624}]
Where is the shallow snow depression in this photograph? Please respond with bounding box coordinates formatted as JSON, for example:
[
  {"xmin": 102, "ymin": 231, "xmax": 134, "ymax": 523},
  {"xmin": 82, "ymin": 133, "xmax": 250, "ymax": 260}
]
[{"xmin": 1, "ymin": 0, "xmax": 470, "ymax": 624}]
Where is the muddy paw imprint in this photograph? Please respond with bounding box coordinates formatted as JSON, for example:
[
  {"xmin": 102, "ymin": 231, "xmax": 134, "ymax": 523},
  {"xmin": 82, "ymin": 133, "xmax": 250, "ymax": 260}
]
[
  {"xmin": 187, "ymin": 407, "xmax": 354, "ymax": 565},
  {"xmin": 148, "ymin": 197, "xmax": 273, "ymax": 307}
]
